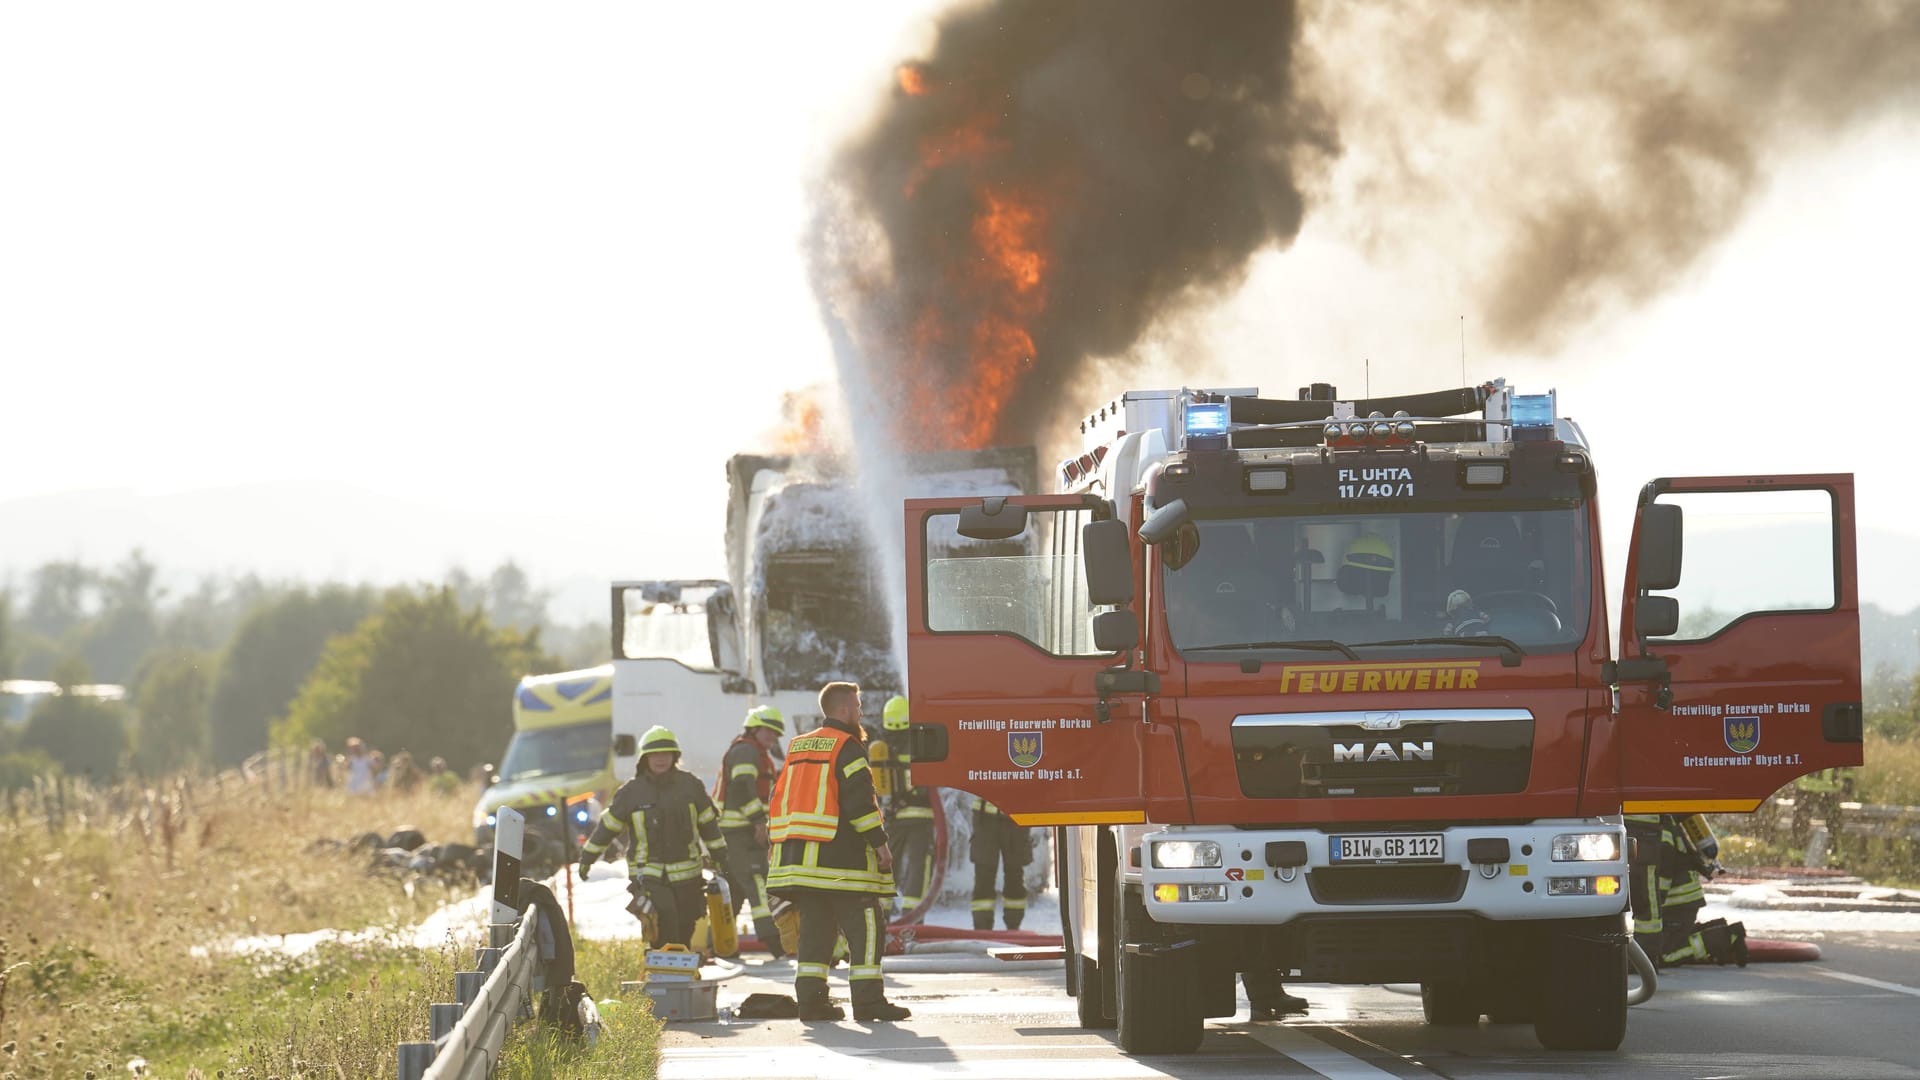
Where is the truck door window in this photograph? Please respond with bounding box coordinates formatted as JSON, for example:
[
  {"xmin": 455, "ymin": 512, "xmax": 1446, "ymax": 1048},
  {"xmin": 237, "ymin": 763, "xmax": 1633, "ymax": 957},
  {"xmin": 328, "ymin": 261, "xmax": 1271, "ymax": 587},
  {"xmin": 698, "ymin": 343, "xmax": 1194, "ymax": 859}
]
[
  {"xmin": 924, "ymin": 507, "xmax": 1102, "ymax": 657},
  {"xmin": 1651, "ymin": 488, "xmax": 1836, "ymax": 640}
]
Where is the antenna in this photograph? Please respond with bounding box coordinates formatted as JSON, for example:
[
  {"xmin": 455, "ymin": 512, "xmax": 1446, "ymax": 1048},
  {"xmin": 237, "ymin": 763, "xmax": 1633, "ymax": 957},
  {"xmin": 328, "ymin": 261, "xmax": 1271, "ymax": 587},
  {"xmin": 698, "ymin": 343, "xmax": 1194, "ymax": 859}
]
[
  {"xmin": 1459, "ymin": 316, "xmax": 1466, "ymax": 384},
  {"xmin": 1365, "ymin": 358, "xmax": 1371, "ymax": 399}
]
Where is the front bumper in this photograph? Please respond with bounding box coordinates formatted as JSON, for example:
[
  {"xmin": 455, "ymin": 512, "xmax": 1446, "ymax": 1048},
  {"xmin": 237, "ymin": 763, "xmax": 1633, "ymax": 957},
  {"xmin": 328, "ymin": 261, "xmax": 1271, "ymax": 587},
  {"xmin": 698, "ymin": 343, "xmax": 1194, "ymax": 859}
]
[{"xmin": 1140, "ymin": 819, "xmax": 1628, "ymax": 925}]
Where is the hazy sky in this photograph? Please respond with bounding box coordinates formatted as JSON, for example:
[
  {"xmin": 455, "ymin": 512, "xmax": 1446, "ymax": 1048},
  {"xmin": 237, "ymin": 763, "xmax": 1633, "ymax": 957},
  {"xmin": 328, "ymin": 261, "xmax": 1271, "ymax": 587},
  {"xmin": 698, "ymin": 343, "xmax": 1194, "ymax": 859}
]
[{"xmin": 4, "ymin": 3, "xmax": 1917, "ymax": 617}]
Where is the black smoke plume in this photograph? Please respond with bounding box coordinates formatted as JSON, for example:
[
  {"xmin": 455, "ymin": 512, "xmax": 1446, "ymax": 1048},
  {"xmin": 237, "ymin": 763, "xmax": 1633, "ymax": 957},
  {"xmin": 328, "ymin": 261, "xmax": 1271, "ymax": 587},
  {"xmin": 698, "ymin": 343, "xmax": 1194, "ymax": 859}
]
[
  {"xmin": 1305, "ymin": 0, "xmax": 1920, "ymax": 350},
  {"xmin": 811, "ymin": 0, "xmax": 1329, "ymax": 451}
]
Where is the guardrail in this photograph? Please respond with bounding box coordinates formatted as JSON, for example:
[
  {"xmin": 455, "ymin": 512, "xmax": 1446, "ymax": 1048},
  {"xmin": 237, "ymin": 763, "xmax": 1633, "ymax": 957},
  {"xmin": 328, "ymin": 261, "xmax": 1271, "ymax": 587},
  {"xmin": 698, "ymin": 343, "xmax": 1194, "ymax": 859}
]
[
  {"xmin": 1757, "ymin": 799, "xmax": 1920, "ymax": 840},
  {"xmin": 396, "ymin": 806, "xmax": 593, "ymax": 1080}
]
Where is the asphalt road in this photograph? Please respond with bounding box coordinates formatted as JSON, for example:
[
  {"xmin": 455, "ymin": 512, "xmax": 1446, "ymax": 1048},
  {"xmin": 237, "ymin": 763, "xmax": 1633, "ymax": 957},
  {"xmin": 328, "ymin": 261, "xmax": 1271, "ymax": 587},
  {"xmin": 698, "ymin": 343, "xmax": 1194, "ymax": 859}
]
[{"xmin": 656, "ymin": 931, "xmax": 1920, "ymax": 1079}]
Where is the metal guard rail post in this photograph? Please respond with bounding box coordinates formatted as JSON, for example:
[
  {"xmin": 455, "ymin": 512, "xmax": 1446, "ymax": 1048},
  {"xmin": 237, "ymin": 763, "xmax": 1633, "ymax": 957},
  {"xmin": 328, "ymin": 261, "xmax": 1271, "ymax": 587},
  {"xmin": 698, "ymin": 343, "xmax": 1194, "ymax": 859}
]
[{"xmin": 399, "ymin": 805, "xmax": 551, "ymax": 1080}]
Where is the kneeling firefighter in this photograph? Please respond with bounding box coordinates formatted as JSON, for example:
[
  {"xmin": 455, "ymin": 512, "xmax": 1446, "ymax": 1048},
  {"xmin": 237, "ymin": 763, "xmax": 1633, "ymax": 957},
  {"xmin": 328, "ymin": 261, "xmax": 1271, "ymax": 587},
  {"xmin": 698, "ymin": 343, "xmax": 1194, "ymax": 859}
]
[
  {"xmin": 875, "ymin": 695, "xmax": 936, "ymax": 915},
  {"xmin": 579, "ymin": 725, "xmax": 728, "ymax": 948},
  {"xmin": 713, "ymin": 704, "xmax": 787, "ymax": 956},
  {"xmin": 1626, "ymin": 813, "xmax": 1745, "ymax": 968},
  {"xmin": 768, "ymin": 681, "xmax": 911, "ymax": 1022}
]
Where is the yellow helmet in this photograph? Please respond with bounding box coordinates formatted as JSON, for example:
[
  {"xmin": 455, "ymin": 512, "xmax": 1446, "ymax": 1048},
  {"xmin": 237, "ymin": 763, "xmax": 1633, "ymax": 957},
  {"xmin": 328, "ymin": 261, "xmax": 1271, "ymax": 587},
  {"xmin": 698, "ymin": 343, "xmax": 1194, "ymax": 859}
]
[
  {"xmin": 1343, "ymin": 534, "xmax": 1395, "ymax": 573},
  {"xmin": 638, "ymin": 725, "xmax": 680, "ymax": 757},
  {"xmin": 883, "ymin": 695, "xmax": 910, "ymax": 731},
  {"xmin": 744, "ymin": 705, "xmax": 785, "ymax": 736}
]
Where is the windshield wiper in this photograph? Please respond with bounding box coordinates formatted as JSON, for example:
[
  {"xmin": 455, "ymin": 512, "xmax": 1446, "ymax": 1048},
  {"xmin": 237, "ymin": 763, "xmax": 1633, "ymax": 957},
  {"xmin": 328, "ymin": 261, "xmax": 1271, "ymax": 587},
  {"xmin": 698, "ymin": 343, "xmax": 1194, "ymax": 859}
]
[
  {"xmin": 1199, "ymin": 639, "xmax": 1363, "ymax": 661},
  {"xmin": 1359, "ymin": 636, "xmax": 1527, "ymax": 667}
]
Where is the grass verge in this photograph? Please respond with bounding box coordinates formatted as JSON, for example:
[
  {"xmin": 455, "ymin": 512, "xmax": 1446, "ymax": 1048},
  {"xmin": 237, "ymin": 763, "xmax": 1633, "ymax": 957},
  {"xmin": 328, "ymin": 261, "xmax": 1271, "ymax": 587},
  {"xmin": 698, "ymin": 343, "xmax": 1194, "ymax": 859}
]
[{"xmin": 0, "ymin": 772, "xmax": 478, "ymax": 1078}]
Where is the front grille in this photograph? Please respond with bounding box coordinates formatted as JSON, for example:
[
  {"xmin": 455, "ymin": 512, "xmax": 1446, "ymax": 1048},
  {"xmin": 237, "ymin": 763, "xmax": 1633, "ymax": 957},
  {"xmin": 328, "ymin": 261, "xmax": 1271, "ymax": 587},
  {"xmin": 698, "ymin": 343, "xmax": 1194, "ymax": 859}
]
[
  {"xmin": 1231, "ymin": 708, "xmax": 1533, "ymax": 798},
  {"xmin": 1306, "ymin": 865, "xmax": 1468, "ymax": 905}
]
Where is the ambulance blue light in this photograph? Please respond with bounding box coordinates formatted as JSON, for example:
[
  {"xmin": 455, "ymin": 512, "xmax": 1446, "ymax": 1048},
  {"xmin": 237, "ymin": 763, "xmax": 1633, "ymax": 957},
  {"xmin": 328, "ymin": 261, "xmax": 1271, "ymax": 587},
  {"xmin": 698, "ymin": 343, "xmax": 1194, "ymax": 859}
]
[
  {"xmin": 1185, "ymin": 402, "xmax": 1228, "ymax": 435},
  {"xmin": 1511, "ymin": 392, "xmax": 1556, "ymax": 429}
]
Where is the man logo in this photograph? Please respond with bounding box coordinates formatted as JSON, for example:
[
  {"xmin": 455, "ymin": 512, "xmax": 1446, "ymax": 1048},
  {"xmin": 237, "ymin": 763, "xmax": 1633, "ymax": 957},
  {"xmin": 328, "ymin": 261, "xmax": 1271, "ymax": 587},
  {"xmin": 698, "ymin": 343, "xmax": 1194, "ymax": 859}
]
[
  {"xmin": 1725, "ymin": 717, "xmax": 1761, "ymax": 755},
  {"xmin": 1333, "ymin": 741, "xmax": 1434, "ymax": 764},
  {"xmin": 1008, "ymin": 733, "xmax": 1044, "ymax": 769}
]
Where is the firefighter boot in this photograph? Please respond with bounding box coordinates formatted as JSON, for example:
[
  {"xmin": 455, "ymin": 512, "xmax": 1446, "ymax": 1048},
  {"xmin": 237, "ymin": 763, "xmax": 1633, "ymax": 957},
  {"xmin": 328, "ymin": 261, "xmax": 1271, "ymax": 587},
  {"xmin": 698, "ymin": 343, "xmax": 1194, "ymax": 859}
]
[
  {"xmin": 852, "ymin": 980, "xmax": 912, "ymax": 1023},
  {"xmin": 1699, "ymin": 919, "xmax": 1749, "ymax": 967},
  {"xmin": 796, "ymin": 973, "xmax": 844, "ymax": 1022}
]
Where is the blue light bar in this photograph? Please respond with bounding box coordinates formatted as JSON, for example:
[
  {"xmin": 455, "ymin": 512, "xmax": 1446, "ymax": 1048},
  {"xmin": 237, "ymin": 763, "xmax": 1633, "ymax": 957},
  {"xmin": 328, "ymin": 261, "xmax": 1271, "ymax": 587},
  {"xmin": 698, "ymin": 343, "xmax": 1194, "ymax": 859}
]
[
  {"xmin": 1185, "ymin": 402, "xmax": 1229, "ymax": 435},
  {"xmin": 1510, "ymin": 392, "xmax": 1556, "ymax": 429}
]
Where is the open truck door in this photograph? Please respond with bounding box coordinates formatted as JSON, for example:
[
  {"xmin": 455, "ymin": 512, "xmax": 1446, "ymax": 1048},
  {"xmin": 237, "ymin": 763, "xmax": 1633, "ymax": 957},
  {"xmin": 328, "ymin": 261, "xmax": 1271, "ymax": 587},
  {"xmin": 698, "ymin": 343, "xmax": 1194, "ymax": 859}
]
[
  {"xmin": 1614, "ymin": 474, "xmax": 1863, "ymax": 813},
  {"xmin": 905, "ymin": 494, "xmax": 1149, "ymax": 827}
]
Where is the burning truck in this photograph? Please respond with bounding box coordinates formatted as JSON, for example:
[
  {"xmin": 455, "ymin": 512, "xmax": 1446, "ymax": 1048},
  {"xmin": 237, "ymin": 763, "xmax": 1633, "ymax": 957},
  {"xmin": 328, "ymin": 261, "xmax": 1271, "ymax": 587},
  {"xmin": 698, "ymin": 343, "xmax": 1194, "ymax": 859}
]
[{"xmin": 608, "ymin": 446, "xmax": 1036, "ymax": 782}]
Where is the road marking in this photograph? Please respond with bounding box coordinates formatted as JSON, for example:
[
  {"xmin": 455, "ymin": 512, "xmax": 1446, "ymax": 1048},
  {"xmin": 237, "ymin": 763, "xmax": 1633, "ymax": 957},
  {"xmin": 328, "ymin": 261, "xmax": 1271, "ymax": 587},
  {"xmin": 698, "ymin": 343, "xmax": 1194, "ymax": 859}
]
[
  {"xmin": 659, "ymin": 1044, "xmax": 1194, "ymax": 1079},
  {"xmin": 1813, "ymin": 968, "xmax": 1920, "ymax": 998},
  {"xmin": 1242, "ymin": 1024, "xmax": 1406, "ymax": 1079}
]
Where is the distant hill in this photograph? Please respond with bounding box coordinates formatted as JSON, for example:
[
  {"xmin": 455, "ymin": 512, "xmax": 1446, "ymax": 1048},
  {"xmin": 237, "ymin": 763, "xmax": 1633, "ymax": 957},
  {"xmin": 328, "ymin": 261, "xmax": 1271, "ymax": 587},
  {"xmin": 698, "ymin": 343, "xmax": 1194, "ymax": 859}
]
[{"xmin": 0, "ymin": 483, "xmax": 725, "ymax": 625}]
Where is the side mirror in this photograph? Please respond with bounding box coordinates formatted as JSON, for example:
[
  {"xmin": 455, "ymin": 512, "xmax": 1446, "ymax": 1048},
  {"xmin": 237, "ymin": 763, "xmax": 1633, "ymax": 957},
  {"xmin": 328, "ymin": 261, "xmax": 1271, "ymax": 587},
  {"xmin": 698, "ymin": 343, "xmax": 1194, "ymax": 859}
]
[
  {"xmin": 1138, "ymin": 498, "xmax": 1191, "ymax": 545},
  {"xmin": 1091, "ymin": 610, "xmax": 1140, "ymax": 653},
  {"xmin": 957, "ymin": 497, "xmax": 1029, "ymax": 541},
  {"xmin": 1083, "ymin": 519, "xmax": 1134, "ymax": 605},
  {"xmin": 1637, "ymin": 503, "xmax": 1683, "ymax": 591},
  {"xmin": 612, "ymin": 734, "xmax": 637, "ymax": 756},
  {"xmin": 1635, "ymin": 595, "xmax": 1679, "ymax": 638}
]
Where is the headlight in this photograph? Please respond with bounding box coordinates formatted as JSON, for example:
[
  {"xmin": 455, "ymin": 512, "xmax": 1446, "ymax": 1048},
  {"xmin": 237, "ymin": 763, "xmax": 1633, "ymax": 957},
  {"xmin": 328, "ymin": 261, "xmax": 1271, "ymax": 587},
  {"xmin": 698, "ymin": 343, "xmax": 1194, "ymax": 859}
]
[
  {"xmin": 1551, "ymin": 833, "xmax": 1621, "ymax": 862},
  {"xmin": 1151, "ymin": 840, "xmax": 1222, "ymax": 869},
  {"xmin": 483, "ymin": 814, "xmax": 496, "ymax": 827},
  {"xmin": 575, "ymin": 808, "xmax": 591, "ymax": 823}
]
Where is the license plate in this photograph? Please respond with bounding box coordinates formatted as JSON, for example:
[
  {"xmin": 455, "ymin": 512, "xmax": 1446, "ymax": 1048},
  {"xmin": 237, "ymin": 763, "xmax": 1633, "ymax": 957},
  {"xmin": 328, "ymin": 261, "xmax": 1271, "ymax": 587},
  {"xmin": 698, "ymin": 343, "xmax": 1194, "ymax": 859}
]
[{"xmin": 1329, "ymin": 833, "xmax": 1445, "ymax": 863}]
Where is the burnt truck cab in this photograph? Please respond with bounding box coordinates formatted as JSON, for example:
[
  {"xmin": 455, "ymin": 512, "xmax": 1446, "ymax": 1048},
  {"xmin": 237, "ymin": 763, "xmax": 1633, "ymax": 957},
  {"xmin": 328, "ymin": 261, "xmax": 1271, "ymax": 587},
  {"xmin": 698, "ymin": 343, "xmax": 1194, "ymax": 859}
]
[{"xmin": 903, "ymin": 382, "xmax": 1862, "ymax": 1054}]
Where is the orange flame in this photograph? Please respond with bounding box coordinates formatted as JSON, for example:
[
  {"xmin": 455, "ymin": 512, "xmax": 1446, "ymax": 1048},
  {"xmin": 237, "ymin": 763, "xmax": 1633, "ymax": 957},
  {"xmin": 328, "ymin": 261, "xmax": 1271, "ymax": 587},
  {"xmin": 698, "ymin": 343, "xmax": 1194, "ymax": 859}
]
[
  {"xmin": 897, "ymin": 65, "xmax": 928, "ymax": 96},
  {"xmin": 889, "ymin": 86, "xmax": 1054, "ymax": 451},
  {"xmin": 772, "ymin": 387, "xmax": 831, "ymax": 455}
]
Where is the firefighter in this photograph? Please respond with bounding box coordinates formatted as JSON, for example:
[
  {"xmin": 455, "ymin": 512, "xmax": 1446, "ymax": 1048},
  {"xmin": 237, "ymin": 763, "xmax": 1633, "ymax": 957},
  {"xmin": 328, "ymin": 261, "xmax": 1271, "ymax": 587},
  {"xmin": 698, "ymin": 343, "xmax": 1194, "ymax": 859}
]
[
  {"xmin": 1657, "ymin": 814, "xmax": 1747, "ymax": 967},
  {"xmin": 879, "ymin": 695, "xmax": 937, "ymax": 916},
  {"xmin": 578, "ymin": 725, "xmax": 727, "ymax": 948},
  {"xmin": 768, "ymin": 681, "xmax": 911, "ymax": 1022},
  {"xmin": 970, "ymin": 796, "xmax": 1031, "ymax": 931},
  {"xmin": 1627, "ymin": 813, "xmax": 1746, "ymax": 968},
  {"xmin": 713, "ymin": 704, "xmax": 787, "ymax": 957},
  {"xmin": 1624, "ymin": 813, "xmax": 1665, "ymax": 961}
]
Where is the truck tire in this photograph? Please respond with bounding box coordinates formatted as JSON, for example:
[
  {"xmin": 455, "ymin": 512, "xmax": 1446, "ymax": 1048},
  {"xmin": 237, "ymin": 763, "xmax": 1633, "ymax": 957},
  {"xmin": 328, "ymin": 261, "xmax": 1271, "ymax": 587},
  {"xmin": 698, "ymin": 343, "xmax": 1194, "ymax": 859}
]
[
  {"xmin": 1115, "ymin": 886, "xmax": 1203, "ymax": 1055},
  {"xmin": 1533, "ymin": 923, "xmax": 1628, "ymax": 1051},
  {"xmin": 1420, "ymin": 981, "xmax": 1481, "ymax": 1025}
]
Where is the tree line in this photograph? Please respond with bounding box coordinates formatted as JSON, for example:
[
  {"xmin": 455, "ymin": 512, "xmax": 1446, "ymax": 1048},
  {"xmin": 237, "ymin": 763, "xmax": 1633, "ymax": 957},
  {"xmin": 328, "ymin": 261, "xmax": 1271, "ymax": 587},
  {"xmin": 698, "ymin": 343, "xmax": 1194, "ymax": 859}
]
[{"xmin": 0, "ymin": 555, "xmax": 607, "ymax": 787}]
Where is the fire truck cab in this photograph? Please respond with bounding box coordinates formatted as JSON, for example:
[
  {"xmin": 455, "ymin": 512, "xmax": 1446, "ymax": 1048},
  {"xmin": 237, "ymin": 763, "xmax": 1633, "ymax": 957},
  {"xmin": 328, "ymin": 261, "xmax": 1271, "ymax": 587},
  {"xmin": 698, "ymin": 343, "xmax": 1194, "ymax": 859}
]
[{"xmin": 903, "ymin": 382, "xmax": 1861, "ymax": 1053}]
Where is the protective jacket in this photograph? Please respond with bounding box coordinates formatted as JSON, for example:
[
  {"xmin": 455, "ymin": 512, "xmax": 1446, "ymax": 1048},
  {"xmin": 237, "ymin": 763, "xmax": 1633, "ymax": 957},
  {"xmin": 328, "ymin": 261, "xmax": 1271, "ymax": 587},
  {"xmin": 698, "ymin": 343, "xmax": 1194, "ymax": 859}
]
[
  {"xmin": 768, "ymin": 719, "xmax": 893, "ymax": 896},
  {"xmin": 714, "ymin": 733, "xmax": 778, "ymax": 831},
  {"xmin": 582, "ymin": 766, "xmax": 726, "ymax": 884}
]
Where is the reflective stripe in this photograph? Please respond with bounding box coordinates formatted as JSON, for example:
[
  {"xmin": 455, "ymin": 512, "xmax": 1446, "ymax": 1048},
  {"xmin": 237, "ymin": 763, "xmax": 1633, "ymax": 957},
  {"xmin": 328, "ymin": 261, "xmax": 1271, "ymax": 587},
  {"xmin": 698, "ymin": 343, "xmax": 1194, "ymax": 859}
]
[
  {"xmin": 851, "ymin": 811, "xmax": 884, "ymax": 833},
  {"xmin": 1003, "ymin": 897, "xmax": 1028, "ymax": 909},
  {"xmin": 970, "ymin": 899, "xmax": 996, "ymax": 911},
  {"xmin": 895, "ymin": 806, "xmax": 936, "ymax": 820},
  {"xmin": 731, "ymin": 762, "xmax": 759, "ymax": 779},
  {"xmin": 850, "ymin": 965, "xmax": 883, "ymax": 981},
  {"xmin": 862, "ymin": 904, "xmax": 880, "ymax": 968},
  {"xmin": 798, "ymin": 963, "xmax": 830, "ymax": 979},
  {"xmin": 842, "ymin": 758, "xmax": 870, "ymax": 779}
]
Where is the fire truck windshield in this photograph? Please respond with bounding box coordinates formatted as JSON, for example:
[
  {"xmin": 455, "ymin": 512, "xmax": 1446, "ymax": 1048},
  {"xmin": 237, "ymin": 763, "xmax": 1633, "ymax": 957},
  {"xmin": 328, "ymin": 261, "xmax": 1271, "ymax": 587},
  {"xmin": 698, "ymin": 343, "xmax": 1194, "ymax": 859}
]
[{"xmin": 1163, "ymin": 506, "xmax": 1591, "ymax": 656}]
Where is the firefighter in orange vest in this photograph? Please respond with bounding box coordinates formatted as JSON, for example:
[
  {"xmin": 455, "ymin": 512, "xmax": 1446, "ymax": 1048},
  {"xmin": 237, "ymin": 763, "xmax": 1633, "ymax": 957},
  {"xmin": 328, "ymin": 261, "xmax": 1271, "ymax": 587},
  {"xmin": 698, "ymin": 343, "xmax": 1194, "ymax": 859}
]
[
  {"xmin": 713, "ymin": 704, "xmax": 787, "ymax": 957},
  {"xmin": 768, "ymin": 681, "xmax": 911, "ymax": 1022}
]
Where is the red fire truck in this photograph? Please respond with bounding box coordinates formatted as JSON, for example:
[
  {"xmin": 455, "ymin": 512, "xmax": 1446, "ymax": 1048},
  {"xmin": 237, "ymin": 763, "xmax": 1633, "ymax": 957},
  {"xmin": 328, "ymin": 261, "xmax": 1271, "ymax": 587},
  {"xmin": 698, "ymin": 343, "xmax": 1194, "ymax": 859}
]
[{"xmin": 903, "ymin": 381, "xmax": 1861, "ymax": 1053}]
